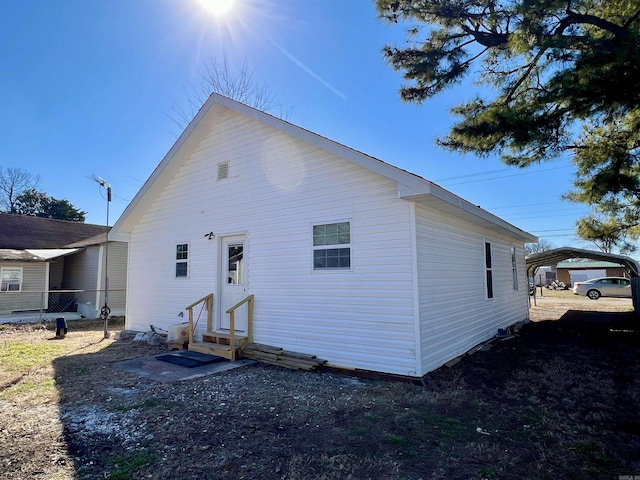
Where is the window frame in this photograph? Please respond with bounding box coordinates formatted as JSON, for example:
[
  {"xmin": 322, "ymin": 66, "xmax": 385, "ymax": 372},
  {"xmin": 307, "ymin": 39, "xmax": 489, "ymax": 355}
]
[
  {"xmin": 484, "ymin": 242, "xmax": 493, "ymax": 299},
  {"xmin": 312, "ymin": 220, "xmax": 352, "ymax": 272},
  {"xmin": 1, "ymin": 266, "xmax": 23, "ymax": 292},
  {"xmin": 511, "ymin": 246, "xmax": 518, "ymax": 291},
  {"xmin": 175, "ymin": 242, "xmax": 190, "ymax": 279}
]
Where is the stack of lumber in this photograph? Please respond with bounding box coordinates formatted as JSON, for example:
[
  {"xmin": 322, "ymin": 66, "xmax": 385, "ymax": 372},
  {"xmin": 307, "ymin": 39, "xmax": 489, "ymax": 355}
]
[{"xmin": 241, "ymin": 343, "xmax": 327, "ymax": 371}]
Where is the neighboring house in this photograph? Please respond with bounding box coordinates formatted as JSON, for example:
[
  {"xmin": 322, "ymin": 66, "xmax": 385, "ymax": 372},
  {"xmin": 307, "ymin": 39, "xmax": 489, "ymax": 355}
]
[
  {"xmin": 557, "ymin": 260, "xmax": 627, "ymax": 286},
  {"xmin": 111, "ymin": 94, "xmax": 536, "ymax": 377},
  {"xmin": 0, "ymin": 214, "xmax": 127, "ymax": 318},
  {"xmin": 533, "ymin": 266, "xmax": 556, "ymax": 286}
]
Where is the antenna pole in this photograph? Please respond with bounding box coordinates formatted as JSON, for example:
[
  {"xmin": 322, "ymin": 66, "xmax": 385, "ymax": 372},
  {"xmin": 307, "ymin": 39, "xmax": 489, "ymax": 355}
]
[{"xmin": 92, "ymin": 176, "xmax": 112, "ymax": 339}]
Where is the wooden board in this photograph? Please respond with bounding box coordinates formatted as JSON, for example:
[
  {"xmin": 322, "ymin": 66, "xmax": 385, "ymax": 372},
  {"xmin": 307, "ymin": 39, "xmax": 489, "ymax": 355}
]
[{"xmin": 241, "ymin": 343, "xmax": 327, "ymax": 371}]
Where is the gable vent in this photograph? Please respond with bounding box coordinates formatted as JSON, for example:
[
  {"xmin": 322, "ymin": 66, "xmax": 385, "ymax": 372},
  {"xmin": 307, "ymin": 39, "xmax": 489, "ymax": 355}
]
[{"xmin": 217, "ymin": 162, "xmax": 229, "ymax": 181}]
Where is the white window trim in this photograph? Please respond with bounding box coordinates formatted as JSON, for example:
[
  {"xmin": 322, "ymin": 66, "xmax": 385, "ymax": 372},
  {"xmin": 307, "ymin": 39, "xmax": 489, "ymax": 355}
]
[
  {"xmin": 311, "ymin": 220, "xmax": 353, "ymax": 272},
  {"xmin": 1, "ymin": 266, "xmax": 23, "ymax": 292},
  {"xmin": 484, "ymin": 241, "xmax": 493, "ymax": 300},
  {"xmin": 511, "ymin": 246, "xmax": 519, "ymax": 291},
  {"xmin": 175, "ymin": 242, "xmax": 190, "ymax": 279}
]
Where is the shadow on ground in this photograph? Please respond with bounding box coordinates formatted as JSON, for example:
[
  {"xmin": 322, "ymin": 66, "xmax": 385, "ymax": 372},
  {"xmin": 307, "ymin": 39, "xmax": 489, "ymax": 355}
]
[{"xmin": 47, "ymin": 311, "xmax": 640, "ymax": 480}]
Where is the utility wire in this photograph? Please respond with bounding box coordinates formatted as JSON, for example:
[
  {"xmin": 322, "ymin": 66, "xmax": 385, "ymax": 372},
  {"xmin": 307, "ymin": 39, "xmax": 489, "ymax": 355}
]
[{"xmin": 435, "ymin": 164, "xmax": 572, "ymax": 186}]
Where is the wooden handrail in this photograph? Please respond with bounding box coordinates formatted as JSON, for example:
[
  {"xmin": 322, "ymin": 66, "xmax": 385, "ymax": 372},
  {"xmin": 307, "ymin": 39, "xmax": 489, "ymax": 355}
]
[
  {"xmin": 185, "ymin": 293, "xmax": 214, "ymax": 345},
  {"xmin": 226, "ymin": 294, "xmax": 254, "ymax": 357},
  {"xmin": 185, "ymin": 293, "xmax": 214, "ymax": 311},
  {"xmin": 225, "ymin": 294, "xmax": 254, "ymax": 314}
]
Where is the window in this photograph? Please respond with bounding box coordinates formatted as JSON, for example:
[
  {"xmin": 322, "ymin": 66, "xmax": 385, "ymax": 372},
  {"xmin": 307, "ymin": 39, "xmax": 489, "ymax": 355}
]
[
  {"xmin": 313, "ymin": 222, "xmax": 351, "ymax": 270},
  {"xmin": 1, "ymin": 267, "xmax": 22, "ymax": 292},
  {"xmin": 511, "ymin": 246, "xmax": 518, "ymax": 290},
  {"xmin": 175, "ymin": 243, "xmax": 189, "ymax": 278},
  {"xmin": 485, "ymin": 242, "xmax": 493, "ymax": 299}
]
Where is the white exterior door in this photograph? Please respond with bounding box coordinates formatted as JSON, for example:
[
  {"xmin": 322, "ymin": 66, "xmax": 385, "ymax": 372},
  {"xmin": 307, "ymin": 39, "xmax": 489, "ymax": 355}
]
[{"xmin": 220, "ymin": 235, "xmax": 247, "ymax": 332}]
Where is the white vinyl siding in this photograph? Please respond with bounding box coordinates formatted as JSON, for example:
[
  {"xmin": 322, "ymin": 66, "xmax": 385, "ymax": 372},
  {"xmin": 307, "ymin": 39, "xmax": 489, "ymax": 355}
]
[
  {"xmin": 125, "ymin": 111, "xmax": 418, "ymax": 376},
  {"xmin": 415, "ymin": 204, "xmax": 529, "ymax": 374}
]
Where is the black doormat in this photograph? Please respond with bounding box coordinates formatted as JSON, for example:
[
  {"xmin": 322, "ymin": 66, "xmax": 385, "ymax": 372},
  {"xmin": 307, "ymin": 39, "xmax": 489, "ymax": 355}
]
[{"xmin": 156, "ymin": 351, "xmax": 225, "ymax": 368}]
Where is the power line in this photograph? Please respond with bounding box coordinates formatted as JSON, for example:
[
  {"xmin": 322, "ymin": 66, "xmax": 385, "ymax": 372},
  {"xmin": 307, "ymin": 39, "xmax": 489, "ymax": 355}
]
[
  {"xmin": 437, "ymin": 165, "xmax": 572, "ymax": 186},
  {"xmin": 485, "ymin": 201, "xmax": 582, "ymax": 211},
  {"xmin": 529, "ymin": 228, "xmax": 576, "ymax": 233}
]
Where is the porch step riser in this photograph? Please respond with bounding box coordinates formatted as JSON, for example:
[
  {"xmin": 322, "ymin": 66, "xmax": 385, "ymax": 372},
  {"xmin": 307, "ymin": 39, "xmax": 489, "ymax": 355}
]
[{"xmin": 189, "ymin": 342, "xmax": 235, "ymax": 361}]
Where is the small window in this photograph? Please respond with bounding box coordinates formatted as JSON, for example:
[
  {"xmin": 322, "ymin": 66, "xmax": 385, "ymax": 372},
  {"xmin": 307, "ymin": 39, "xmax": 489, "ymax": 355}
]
[
  {"xmin": 511, "ymin": 246, "xmax": 518, "ymax": 290},
  {"xmin": 313, "ymin": 222, "xmax": 351, "ymax": 270},
  {"xmin": 1, "ymin": 267, "xmax": 22, "ymax": 292},
  {"xmin": 176, "ymin": 243, "xmax": 189, "ymax": 278},
  {"xmin": 485, "ymin": 242, "xmax": 493, "ymax": 299},
  {"xmin": 217, "ymin": 161, "xmax": 229, "ymax": 181}
]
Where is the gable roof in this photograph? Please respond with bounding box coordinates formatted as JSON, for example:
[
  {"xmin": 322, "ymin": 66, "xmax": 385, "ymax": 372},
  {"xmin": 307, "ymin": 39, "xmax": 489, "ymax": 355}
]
[
  {"xmin": 0, "ymin": 213, "xmax": 110, "ymax": 250},
  {"xmin": 111, "ymin": 93, "xmax": 536, "ymax": 243}
]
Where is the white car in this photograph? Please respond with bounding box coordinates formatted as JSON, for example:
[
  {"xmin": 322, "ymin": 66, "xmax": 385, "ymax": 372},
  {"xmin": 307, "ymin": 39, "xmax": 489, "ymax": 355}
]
[{"xmin": 572, "ymin": 277, "xmax": 632, "ymax": 300}]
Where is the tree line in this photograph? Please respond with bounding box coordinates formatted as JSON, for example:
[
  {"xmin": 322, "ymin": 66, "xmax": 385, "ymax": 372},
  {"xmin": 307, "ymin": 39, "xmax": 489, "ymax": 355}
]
[{"xmin": 0, "ymin": 167, "xmax": 86, "ymax": 222}]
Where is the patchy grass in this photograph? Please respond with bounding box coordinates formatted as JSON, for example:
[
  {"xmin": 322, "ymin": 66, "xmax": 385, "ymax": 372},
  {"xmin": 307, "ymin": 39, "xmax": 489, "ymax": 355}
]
[
  {"xmin": 0, "ymin": 342, "xmax": 67, "ymax": 370},
  {"xmin": 108, "ymin": 452, "xmax": 155, "ymax": 480}
]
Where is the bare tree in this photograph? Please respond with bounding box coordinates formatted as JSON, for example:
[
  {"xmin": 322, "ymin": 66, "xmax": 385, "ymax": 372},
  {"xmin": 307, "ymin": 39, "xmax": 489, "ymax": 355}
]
[
  {"xmin": 168, "ymin": 54, "xmax": 288, "ymax": 136},
  {"xmin": 525, "ymin": 239, "xmax": 555, "ymax": 256},
  {"xmin": 0, "ymin": 167, "xmax": 40, "ymax": 213}
]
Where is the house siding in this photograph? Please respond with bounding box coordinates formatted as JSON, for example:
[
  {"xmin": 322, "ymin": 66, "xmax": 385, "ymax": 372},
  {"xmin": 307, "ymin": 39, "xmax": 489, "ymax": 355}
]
[
  {"xmin": 97, "ymin": 242, "xmax": 128, "ymax": 315},
  {"xmin": 126, "ymin": 111, "xmax": 419, "ymax": 375},
  {"xmin": 415, "ymin": 204, "xmax": 529, "ymax": 374},
  {"xmin": 0, "ymin": 261, "xmax": 47, "ymax": 314},
  {"xmin": 62, "ymin": 242, "xmax": 128, "ymax": 317}
]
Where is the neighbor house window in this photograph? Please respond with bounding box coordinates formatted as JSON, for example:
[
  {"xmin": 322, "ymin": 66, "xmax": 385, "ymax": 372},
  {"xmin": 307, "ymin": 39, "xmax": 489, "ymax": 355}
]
[
  {"xmin": 511, "ymin": 246, "xmax": 518, "ymax": 290},
  {"xmin": 1, "ymin": 267, "xmax": 23, "ymax": 292},
  {"xmin": 313, "ymin": 222, "xmax": 351, "ymax": 270},
  {"xmin": 485, "ymin": 242, "xmax": 493, "ymax": 299},
  {"xmin": 175, "ymin": 243, "xmax": 189, "ymax": 278}
]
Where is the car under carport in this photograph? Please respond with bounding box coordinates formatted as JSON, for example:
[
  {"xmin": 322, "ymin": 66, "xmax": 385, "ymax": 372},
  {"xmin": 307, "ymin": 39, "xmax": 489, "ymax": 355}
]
[{"xmin": 526, "ymin": 247, "xmax": 640, "ymax": 314}]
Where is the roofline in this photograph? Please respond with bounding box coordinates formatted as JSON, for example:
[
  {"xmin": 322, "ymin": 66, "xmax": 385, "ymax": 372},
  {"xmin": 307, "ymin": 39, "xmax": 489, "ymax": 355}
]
[{"xmin": 112, "ymin": 93, "xmax": 535, "ymax": 242}]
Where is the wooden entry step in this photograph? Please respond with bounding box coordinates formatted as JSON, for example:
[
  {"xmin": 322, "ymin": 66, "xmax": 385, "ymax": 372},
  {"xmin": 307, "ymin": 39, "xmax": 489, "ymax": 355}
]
[
  {"xmin": 189, "ymin": 341, "xmax": 234, "ymax": 360},
  {"xmin": 201, "ymin": 331, "xmax": 247, "ymax": 346}
]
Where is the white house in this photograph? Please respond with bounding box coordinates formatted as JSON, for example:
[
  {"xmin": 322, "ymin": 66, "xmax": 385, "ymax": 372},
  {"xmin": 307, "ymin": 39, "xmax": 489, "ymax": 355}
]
[{"xmin": 111, "ymin": 94, "xmax": 536, "ymax": 377}]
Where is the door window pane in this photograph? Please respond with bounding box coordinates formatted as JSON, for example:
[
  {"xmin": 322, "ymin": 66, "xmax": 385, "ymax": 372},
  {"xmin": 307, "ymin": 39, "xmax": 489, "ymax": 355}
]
[{"xmin": 228, "ymin": 244, "xmax": 244, "ymax": 284}]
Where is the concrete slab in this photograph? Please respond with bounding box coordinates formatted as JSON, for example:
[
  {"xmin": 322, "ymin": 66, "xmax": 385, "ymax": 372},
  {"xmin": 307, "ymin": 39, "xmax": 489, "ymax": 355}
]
[{"xmin": 115, "ymin": 354, "xmax": 254, "ymax": 383}]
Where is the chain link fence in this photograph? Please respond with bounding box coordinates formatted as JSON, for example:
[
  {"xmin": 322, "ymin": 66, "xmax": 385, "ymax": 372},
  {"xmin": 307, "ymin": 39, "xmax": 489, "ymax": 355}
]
[{"xmin": 0, "ymin": 289, "xmax": 125, "ymax": 324}]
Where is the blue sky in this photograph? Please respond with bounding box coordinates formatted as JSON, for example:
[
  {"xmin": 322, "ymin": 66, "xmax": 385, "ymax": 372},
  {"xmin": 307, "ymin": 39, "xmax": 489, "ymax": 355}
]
[{"xmin": 1, "ymin": 0, "xmax": 590, "ymax": 248}]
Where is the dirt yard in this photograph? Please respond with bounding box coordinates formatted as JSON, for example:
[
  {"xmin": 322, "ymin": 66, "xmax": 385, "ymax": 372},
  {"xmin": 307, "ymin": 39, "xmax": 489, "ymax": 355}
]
[{"xmin": 1, "ymin": 292, "xmax": 639, "ymax": 480}]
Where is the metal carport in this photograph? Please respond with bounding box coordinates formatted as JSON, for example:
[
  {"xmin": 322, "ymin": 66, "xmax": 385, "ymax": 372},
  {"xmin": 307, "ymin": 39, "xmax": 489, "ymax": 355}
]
[{"xmin": 526, "ymin": 247, "xmax": 640, "ymax": 313}]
